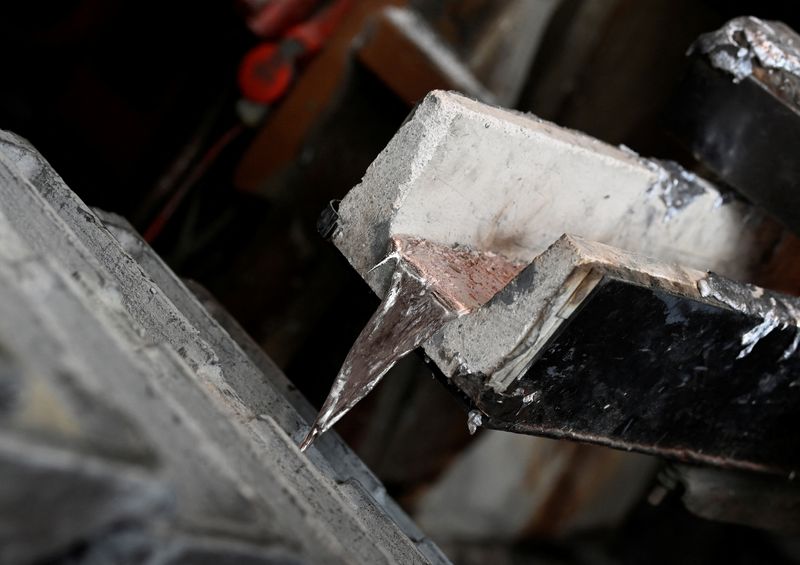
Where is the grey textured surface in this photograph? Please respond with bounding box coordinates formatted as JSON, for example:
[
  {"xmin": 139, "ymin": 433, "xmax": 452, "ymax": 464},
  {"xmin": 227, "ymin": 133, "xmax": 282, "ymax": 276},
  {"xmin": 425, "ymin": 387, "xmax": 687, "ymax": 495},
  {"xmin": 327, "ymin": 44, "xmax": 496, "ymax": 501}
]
[{"xmin": 0, "ymin": 130, "xmax": 447, "ymax": 564}]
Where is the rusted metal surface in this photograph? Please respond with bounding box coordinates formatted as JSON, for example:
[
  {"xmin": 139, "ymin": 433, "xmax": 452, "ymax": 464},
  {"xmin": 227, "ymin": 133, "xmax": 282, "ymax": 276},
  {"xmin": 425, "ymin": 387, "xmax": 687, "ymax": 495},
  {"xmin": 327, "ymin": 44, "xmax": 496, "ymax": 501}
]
[{"xmin": 395, "ymin": 235, "xmax": 524, "ymax": 313}]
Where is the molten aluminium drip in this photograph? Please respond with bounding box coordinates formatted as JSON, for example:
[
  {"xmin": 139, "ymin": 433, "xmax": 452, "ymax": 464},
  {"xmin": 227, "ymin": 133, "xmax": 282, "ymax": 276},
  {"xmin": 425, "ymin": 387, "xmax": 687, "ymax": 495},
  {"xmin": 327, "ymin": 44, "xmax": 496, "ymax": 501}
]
[{"xmin": 300, "ymin": 235, "xmax": 524, "ymax": 451}]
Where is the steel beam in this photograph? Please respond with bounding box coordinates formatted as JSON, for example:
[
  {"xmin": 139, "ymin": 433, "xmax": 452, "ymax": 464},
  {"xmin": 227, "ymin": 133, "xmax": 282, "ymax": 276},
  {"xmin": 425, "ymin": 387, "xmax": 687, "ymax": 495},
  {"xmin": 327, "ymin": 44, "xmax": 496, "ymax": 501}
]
[{"xmin": 670, "ymin": 17, "xmax": 800, "ymax": 235}]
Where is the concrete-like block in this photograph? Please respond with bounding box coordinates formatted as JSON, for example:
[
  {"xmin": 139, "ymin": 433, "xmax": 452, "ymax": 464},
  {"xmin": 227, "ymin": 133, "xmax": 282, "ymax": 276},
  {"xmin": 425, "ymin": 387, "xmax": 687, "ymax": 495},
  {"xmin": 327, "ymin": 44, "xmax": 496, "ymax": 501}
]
[
  {"xmin": 334, "ymin": 91, "xmax": 790, "ymax": 294},
  {"xmin": 0, "ymin": 131, "xmax": 447, "ymax": 564}
]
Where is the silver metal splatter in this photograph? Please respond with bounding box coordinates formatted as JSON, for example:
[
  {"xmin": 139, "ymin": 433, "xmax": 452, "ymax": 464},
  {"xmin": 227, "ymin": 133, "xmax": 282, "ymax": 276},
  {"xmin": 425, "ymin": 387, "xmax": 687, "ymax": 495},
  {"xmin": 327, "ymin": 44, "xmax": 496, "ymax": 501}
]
[
  {"xmin": 646, "ymin": 160, "xmax": 708, "ymax": 221},
  {"xmin": 691, "ymin": 16, "xmax": 800, "ymax": 82},
  {"xmin": 698, "ymin": 272, "xmax": 800, "ymax": 360},
  {"xmin": 300, "ymin": 236, "xmax": 524, "ymax": 451},
  {"xmin": 467, "ymin": 410, "xmax": 482, "ymax": 435},
  {"xmin": 738, "ymin": 313, "xmax": 781, "ymax": 359},
  {"xmin": 522, "ymin": 392, "xmax": 539, "ymax": 404},
  {"xmin": 299, "ymin": 259, "xmax": 454, "ymax": 451}
]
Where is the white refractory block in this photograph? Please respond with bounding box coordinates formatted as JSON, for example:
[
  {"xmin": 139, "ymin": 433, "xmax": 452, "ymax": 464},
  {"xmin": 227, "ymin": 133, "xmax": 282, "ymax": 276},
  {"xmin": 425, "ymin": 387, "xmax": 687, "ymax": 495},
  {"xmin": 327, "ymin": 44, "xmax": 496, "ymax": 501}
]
[
  {"xmin": 333, "ymin": 90, "xmax": 796, "ymax": 385},
  {"xmin": 335, "ymin": 91, "xmax": 784, "ymax": 288}
]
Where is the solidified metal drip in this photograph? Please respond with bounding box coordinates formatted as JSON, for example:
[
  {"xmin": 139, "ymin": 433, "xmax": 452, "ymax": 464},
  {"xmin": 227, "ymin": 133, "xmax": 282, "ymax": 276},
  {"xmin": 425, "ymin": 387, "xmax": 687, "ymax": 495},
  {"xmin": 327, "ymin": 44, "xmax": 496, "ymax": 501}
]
[
  {"xmin": 698, "ymin": 272, "xmax": 800, "ymax": 360},
  {"xmin": 299, "ymin": 259, "xmax": 456, "ymax": 451},
  {"xmin": 466, "ymin": 410, "xmax": 482, "ymax": 435},
  {"xmin": 647, "ymin": 160, "xmax": 708, "ymax": 221},
  {"xmin": 300, "ymin": 235, "xmax": 524, "ymax": 451},
  {"xmin": 622, "ymin": 147, "xmax": 725, "ymax": 220},
  {"xmin": 691, "ymin": 16, "xmax": 800, "ymax": 82}
]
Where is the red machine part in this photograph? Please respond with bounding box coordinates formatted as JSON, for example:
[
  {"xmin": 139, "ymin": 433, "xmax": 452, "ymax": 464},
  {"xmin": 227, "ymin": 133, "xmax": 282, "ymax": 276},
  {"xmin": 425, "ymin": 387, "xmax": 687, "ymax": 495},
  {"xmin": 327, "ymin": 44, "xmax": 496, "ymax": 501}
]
[
  {"xmin": 238, "ymin": 43, "xmax": 295, "ymax": 104},
  {"xmin": 238, "ymin": 0, "xmax": 353, "ymax": 104},
  {"xmin": 284, "ymin": 0, "xmax": 352, "ymax": 53},
  {"xmin": 246, "ymin": 0, "xmax": 321, "ymax": 38}
]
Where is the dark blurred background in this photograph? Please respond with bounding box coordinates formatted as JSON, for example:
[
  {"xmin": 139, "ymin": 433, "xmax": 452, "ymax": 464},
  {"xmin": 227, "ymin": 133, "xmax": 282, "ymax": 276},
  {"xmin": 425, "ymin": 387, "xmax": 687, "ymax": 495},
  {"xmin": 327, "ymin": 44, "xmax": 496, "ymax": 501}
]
[{"xmin": 3, "ymin": 1, "xmax": 799, "ymax": 563}]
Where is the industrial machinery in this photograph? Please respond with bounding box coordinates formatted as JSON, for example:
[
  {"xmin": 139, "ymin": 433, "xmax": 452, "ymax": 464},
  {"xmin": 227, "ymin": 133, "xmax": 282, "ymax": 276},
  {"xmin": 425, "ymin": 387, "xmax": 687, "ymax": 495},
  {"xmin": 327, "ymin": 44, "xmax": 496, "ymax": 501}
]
[{"xmin": 2, "ymin": 3, "xmax": 800, "ymax": 564}]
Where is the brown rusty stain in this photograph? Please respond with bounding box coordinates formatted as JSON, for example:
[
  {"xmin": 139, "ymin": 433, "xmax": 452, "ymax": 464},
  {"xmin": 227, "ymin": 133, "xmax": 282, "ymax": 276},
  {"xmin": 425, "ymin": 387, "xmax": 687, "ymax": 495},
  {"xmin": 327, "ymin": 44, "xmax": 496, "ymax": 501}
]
[
  {"xmin": 393, "ymin": 234, "xmax": 526, "ymax": 314},
  {"xmin": 522, "ymin": 442, "xmax": 585, "ymax": 536},
  {"xmin": 521, "ymin": 442, "xmax": 638, "ymax": 537}
]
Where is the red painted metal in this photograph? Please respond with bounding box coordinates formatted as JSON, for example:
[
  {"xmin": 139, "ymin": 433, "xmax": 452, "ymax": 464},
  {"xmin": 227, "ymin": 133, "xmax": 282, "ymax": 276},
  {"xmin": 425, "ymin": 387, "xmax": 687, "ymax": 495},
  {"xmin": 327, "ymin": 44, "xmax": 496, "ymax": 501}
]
[
  {"xmin": 237, "ymin": 0, "xmax": 353, "ymax": 104},
  {"xmin": 246, "ymin": 0, "xmax": 322, "ymax": 38},
  {"xmin": 238, "ymin": 43, "xmax": 295, "ymax": 104}
]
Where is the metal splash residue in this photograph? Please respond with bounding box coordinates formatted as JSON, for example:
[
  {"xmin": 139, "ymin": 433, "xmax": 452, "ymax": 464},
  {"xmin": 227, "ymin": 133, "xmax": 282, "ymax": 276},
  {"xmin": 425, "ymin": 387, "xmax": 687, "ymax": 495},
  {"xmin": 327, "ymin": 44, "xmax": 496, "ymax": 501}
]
[
  {"xmin": 646, "ymin": 160, "xmax": 708, "ymax": 221},
  {"xmin": 738, "ymin": 313, "xmax": 782, "ymax": 359},
  {"xmin": 466, "ymin": 410, "xmax": 482, "ymax": 435},
  {"xmin": 300, "ymin": 235, "xmax": 524, "ymax": 451},
  {"xmin": 698, "ymin": 272, "xmax": 800, "ymax": 360},
  {"xmin": 299, "ymin": 259, "xmax": 453, "ymax": 450},
  {"xmin": 622, "ymin": 147, "xmax": 733, "ymax": 218},
  {"xmin": 782, "ymin": 331, "xmax": 800, "ymax": 361},
  {"xmin": 691, "ymin": 16, "xmax": 800, "ymax": 82}
]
